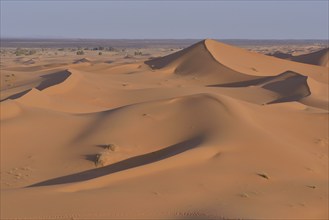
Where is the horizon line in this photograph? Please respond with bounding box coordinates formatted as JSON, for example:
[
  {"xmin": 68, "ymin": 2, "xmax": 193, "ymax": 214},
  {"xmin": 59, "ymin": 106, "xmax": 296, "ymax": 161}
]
[{"xmin": 1, "ymin": 37, "xmax": 328, "ymax": 41}]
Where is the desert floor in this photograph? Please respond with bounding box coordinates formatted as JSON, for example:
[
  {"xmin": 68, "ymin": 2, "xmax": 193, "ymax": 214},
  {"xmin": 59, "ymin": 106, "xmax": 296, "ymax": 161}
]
[{"xmin": 1, "ymin": 39, "xmax": 328, "ymax": 219}]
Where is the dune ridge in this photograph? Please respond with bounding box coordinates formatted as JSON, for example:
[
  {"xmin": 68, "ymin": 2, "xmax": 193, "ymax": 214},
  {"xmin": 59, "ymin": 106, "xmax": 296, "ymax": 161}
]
[
  {"xmin": 269, "ymin": 48, "xmax": 329, "ymax": 67},
  {"xmin": 291, "ymin": 48, "xmax": 329, "ymax": 67}
]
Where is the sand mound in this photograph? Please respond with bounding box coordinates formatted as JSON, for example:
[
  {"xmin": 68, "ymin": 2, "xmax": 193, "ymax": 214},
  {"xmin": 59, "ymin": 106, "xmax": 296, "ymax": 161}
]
[
  {"xmin": 0, "ymin": 100, "xmax": 23, "ymax": 120},
  {"xmin": 146, "ymin": 39, "xmax": 328, "ymax": 83},
  {"xmin": 73, "ymin": 58, "xmax": 92, "ymax": 64},
  {"xmin": 11, "ymin": 69, "xmax": 113, "ymax": 113},
  {"xmin": 299, "ymin": 77, "xmax": 329, "ymax": 110},
  {"xmin": 1, "ymin": 70, "xmax": 71, "ymax": 101},
  {"xmin": 207, "ymin": 71, "xmax": 311, "ymax": 105},
  {"xmin": 290, "ymin": 48, "xmax": 329, "ymax": 67},
  {"xmin": 269, "ymin": 48, "xmax": 329, "ymax": 67},
  {"xmin": 16, "ymin": 88, "xmax": 52, "ymax": 106},
  {"xmin": 3, "ymin": 63, "xmax": 68, "ymax": 72},
  {"xmin": 258, "ymin": 71, "xmax": 311, "ymax": 104},
  {"xmin": 145, "ymin": 40, "xmax": 262, "ymax": 83},
  {"xmin": 14, "ymin": 57, "xmax": 39, "ymax": 64},
  {"xmin": 28, "ymin": 93, "xmax": 232, "ymax": 188},
  {"xmin": 39, "ymin": 69, "xmax": 99, "ymax": 97},
  {"xmin": 204, "ymin": 39, "xmax": 328, "ymax": 81},
  {"xmin": 266, "ymin": 51, "xmax": 293, "ymax": 59},
  {"xmin": 35, "ymin": 70, "xmax": 72, "ymax": 90},
  {"xmin": 22, "ymin": 58, "xmax": 38, "ymax": 65}
]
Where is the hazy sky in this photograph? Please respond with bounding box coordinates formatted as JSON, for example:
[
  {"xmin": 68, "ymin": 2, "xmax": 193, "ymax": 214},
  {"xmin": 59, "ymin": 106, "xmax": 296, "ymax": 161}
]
[{"xmin": 1, "ymin": 1, "xmax": 328, "ymax": 39}]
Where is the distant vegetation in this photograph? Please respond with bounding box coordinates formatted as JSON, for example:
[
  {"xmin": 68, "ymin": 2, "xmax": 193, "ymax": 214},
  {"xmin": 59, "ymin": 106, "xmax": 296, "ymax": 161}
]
[
  {"xmin": 93, "ymin": 46, "xmax": 104, "ymax": 51},
  {"xmin": 76, "ymin": 50, "xmax": 85, "ymax": 55},
  {"xmin": 90, "ymin": 46, "xmax": 117, "ymax": 52},
  {"xmin": 134, "ymin": 50, "xmax": 143, "ymax": 56},
  {"xmin": 14, "ymin": 48, "xmax": 37, "ymax": 56}
]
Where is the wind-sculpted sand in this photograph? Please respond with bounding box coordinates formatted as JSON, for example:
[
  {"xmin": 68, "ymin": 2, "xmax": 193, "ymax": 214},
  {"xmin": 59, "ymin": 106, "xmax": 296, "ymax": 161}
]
[{"xmin": 1, "ymin": 39, "xmax": 328, "ymax": 219}]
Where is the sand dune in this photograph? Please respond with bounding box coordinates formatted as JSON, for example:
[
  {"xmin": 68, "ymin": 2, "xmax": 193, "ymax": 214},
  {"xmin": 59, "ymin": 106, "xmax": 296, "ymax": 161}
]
[
  {"xmin": 1, "ymin": 39, "xmax": 328, "ymax": 219},
  {"xmin": 146, "ymin": 39, "xmax": 328, "ymax": 83},
  {"xmin": 23, "ymin": 58, "xmax": 37, "ymax": 65},
  {"xmin": 270, "ymin": 48, "xmax": 329, "ymax": 67},
  {"xmin": 257, "ymin": 71, "xmax": 311, "ymax": 104},
  {"xmin": 1, "ymin": 69, "xmax": 71, "ymax": 101},
  {"xmin": 73, "ymin": 57, "xmax": 92, "ymax": 64},
  {"xmin": 205, "ymin": 39, "xmax": 328, "ymax": 82},
  {"xmin": 290, "ymin": 48, "xmax": 329, "ymax": 67}
]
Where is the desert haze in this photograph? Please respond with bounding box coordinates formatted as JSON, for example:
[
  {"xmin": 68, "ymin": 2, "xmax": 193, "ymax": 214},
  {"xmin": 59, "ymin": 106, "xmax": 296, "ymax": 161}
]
[{"xmin": 0, "ymin": 39, "xmax": 328, "ymax": 219}]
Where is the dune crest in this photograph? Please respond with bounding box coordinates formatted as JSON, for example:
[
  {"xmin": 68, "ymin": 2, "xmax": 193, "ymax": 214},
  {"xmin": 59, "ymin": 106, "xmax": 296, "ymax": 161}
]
[
  {"xmin": 290, "ymin": 48, "xmax": 329, "ymax": 67},
  {"xmin": 145, "ymin": 40, "xmax": 260, "ymax": 82},
  {"xmin": 268, "ymin": 48, "xmax": 329, "ymax": 67},
  {"xmin": 258, "ymin": 71, "xmax": 311, "ymax": 104},
  {"xmin": 146, "ymin": 39, "xmax": 328, "ymax": 84},
  {"xmin": 73, "ymin": 58, "xmax": 92, "ymax": 64}
]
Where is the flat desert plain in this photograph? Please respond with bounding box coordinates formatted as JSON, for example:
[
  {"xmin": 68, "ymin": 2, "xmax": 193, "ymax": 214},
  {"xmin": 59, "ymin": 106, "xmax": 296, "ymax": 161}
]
[{"xmin": 0, "ymin": 39, "xmax": 328, "ymax": 219}]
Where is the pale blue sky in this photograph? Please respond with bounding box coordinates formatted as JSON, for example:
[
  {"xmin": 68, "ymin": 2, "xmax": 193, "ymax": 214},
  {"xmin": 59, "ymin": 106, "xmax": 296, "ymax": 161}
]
[{"xmin": 1, "ymin": 1, "xmax": 328, "ymax": 39}]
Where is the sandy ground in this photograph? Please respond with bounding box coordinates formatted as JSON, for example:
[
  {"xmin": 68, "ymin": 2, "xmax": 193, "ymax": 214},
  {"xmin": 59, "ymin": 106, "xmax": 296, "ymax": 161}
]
[{"xmin": 0, "ymin": 39, "xmax": 328, "ymax": 219}]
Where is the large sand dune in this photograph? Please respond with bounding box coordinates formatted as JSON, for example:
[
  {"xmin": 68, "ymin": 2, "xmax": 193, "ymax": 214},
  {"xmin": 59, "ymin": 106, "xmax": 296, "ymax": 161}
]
[
  {"xmin": 270, "ymin": 47, "xmax": 329, "ymax": 67},
  {"xmin": 1, "ymin": 39, "xmax": 328, "ymax": 219}
]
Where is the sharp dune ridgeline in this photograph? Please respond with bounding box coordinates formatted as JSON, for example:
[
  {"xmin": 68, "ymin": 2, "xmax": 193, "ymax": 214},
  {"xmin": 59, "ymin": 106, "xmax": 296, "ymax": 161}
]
[{"xmin": 1, "ymin": 39, "xmax": 328, "ymax": 219}]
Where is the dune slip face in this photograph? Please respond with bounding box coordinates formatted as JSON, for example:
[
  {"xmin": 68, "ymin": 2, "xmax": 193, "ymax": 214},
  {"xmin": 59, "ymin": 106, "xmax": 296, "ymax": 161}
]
[{"xmin": 1, "ymin": 39, "xmax": 328, "ymax": 220}]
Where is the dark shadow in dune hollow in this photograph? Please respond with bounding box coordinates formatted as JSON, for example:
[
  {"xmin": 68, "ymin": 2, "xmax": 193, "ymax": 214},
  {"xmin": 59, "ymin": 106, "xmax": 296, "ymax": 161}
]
[
  {"xmin": 206, "ymin": 76, "xmax": 273, "ymax": 88},
  {"xmin": 207, "ymin": 71, "xmax": 311, "ymax": 104},
  {"xmin": 28, "ymin": 136, "xmax": 204, "ymax": 187},
  {"xmin": 35, "ymin": 70, "xmax": 71, "ymax": 90},
  {"xmin": 2, "ymin": 89, "xmax": 32, "ymax": 101},
  {"xmin": 1, "ymin": 70, "xmax": 71, "ymax": 101}
]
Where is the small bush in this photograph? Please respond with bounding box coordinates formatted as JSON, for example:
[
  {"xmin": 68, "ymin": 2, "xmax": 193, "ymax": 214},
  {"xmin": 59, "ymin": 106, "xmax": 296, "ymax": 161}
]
[
  {"xmin": 106, "ymin": 47, "xmax": 116, "ymax": 51},
  {"xmin": 94, "ymin": 144, "xmax": 118, "ymax": 167},
  {"xmin": 98, "ymin": 52, "xmax": 102, "ymax": 55},
  {"xmin": 134, "ymin": 51, "xmax": 142, "ymax": 56},
  {"xmin": 28, "ymin": 50, "xmax": 36, "ymax": 55},
  {"xmin": 95, "ymin": 150, "xmax": 111, "ymax": 167},
  {"xmin": 105, "ymin": 144, "xmax": 117, "ymax": 151},
  {"xmin": 124, "ymin": 53, "xmax": 133, "ymax": 59},
  {"xmin": 76, "ymin": 50, "xmax": 84, "ymax": 55},
  {"xmin": 14, "ymin": 48, "xmax": 26, "ymax": 56}
]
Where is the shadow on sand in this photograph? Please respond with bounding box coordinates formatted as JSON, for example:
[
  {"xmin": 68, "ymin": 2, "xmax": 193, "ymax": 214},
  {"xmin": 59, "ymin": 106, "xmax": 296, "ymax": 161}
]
[{"xmin": 28, "ymin": 136, "xmax": 204, "ymax": 187}]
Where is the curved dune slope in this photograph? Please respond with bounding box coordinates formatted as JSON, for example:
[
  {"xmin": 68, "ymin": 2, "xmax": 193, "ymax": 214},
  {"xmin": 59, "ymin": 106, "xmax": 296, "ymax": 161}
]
[
  {"xmin": 1, "ymin": 70, "xmax": 71, "ymax": 101},
  {"xmin": 259, "ymin": 71, "xmax": 311, "ymax": 104},
  {"xmin": 204, "ymin": 39, "xmax": 328, "ymax": 81},
  {"xmin": 2, "ymin": 90, "xmax": 327, "ymax": 219},
  {"xmin": 290, "ymin": 48, "xmax": 329, "ymax": 67},
  {"xmin": 145, "ymin": 40, "xmax": 262, "ymax": 83},
  {"xmin": 28, "ymin": 93, "xmax": 230, "ymax": 188},
  {"xmin": 207, "ymin": 71, "xmax": 312, "ymax": 105},
  {"xmin": 73, "ymin": 58, "xmax": 92, "ymax": 64},
  {"xmin": 269, "ymin": 48, "xmax": 329, "ymax": 67},
  {"xmin": 145, "ymin": 39, "xmax": 325, "ymax": 107},
  {"xmin": 146, "ymin": 39, "xmax": 328, "ymax": 83}
]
